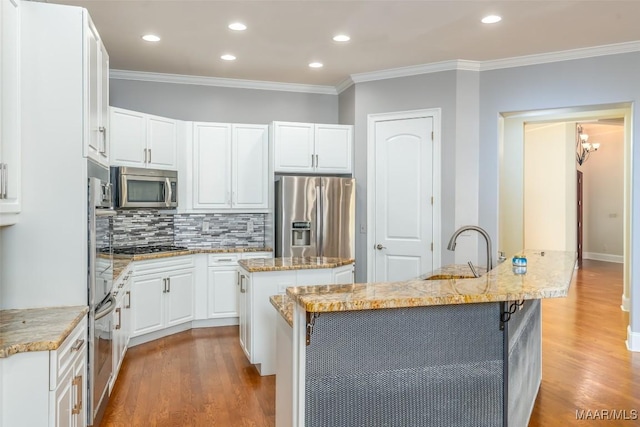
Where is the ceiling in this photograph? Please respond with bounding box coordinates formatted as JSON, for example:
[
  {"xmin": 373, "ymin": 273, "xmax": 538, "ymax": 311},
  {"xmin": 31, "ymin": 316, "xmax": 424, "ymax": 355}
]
[{"xmin": 48, "ymin": 1, "xmax": 640, "ymax": 88}]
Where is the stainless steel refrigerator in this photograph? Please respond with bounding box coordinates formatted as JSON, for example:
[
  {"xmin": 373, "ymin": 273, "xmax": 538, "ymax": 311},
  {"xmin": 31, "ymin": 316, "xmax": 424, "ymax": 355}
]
[{"xmin": 275, "ymin": 176, "xmax": 355, "ymax": 258}]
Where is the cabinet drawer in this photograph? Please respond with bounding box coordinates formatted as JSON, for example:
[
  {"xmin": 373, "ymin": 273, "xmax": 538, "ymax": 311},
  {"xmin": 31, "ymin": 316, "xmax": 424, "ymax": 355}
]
[
  {"xmin": 134, "ymin": 255, "xmax": 194, "ymax": 275},
  {"xmin": 49, "ymin": 316, "xmax": 87, "ymax": 391},
  {"xmin": 208, "ymin": 253, "xmax": 241, "ymax": 267}
]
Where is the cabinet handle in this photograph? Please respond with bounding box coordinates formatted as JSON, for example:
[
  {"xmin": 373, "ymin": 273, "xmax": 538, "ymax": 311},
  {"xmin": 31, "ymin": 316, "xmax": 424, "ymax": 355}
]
[
  {"xmin": 144, "ymin": 148, "xmax": 148, "ymax": 163},
  {"xmin": 72, "ymin": 374, "xmax": 83, "ymax": 415},
  {"xmin": 125, "ymin": 291, "xmax": 131, "ymax": 309},
  {"xmin": 1, "ymin": 163, "xmax": 7, "ymax": 199},
  {"xmin": 218, "ymin": 258, "xmax": 233, "ymax": 262},
  {"xmin": 115, "ymin": 307, "xmax": 122, "ymax": 330},
  {"xmin": 148, "ymin": 148, "xmax": 152, "ymax": 163},
  {"xmin": 311, "ymin": 154, "xmax": 315, "ymax": 167},
  {"xmin": 162, "ymin": 278, "xmax": 167, "ymax": 293},
  {"xmin": 167, "ymin": 277, "xmax": 171, "ymax": 293},
  {"xmin": 240, "ymin": 275, "xmax": 246, "ymax": 293},
  {"xmin": 236, "ymin": 271, "xmax": 240, "ymax": 286},
  {"xmin": 99, "ymin": 126, "xmax": 107, "ymax": 155},
  {"xmin": 315, "ymin": 154, "xmax": 319, "ymax": 168},
  {"xmin": 71, "ymin": 338, "xmax": 85, "ymax": 352}
]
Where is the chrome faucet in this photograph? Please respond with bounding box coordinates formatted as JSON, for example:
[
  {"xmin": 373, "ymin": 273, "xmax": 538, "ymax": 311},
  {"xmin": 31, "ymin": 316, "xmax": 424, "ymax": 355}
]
[{"xmin": 447, "ymin": 225, "xmax": 493, "ymax": 273}]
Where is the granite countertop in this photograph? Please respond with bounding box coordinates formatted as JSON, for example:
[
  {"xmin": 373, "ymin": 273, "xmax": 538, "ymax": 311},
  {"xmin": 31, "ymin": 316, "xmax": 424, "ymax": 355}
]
[
  {"xmin": 238, "ymin": 257, "xmax": 355, "ymax": 273},
  {"xmin": 269, "ymin": 294, "xmax": 294, "ymax": 327},
  {"xmin": 111, "ymin": 246, "xmax": 273, "ymax": 283},
  {"xmin": 286, "ymin": 250, "xmax": 576, "ymax": 313},
  {"xmin": 0, "ymin": 306, "xmax": 89, "ymax": 358}
]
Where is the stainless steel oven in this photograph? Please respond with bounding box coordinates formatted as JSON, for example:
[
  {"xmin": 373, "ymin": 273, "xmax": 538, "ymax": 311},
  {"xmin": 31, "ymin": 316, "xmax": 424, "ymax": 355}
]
[
  {"xmin": 88, "ymin": 174, "xmax": 116, "ymax": 426},
  {"xmin": 111, "ymin": 166, "xmax": 177, "ymax": 209}
]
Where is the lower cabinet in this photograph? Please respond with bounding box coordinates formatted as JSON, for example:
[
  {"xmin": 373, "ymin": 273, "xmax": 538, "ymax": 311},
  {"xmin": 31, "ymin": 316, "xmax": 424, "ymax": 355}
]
[
  {"xmin": 0, "ymin": 315, "xmax": 88, "ymax": 427},
  {"xmin": 238, "ymin": 263, "xmax": 354, "ymax": 376},
  {"xmin": 111, "ymin": 271, "xmax": 132, "ymax": 391},
  {"xmin": 131, "ymin": 256, "xmax": 195, "ymax": 338},
  {"xmin": 131, "ymin": 269, "xmax": 195, "ymax": 337}
]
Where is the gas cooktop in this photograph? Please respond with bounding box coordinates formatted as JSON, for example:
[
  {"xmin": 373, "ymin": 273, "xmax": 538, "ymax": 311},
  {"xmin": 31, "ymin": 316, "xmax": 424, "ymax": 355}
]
[{"xmin": 111, "ymin": 245, "xmax": 189, "ymax": 255}]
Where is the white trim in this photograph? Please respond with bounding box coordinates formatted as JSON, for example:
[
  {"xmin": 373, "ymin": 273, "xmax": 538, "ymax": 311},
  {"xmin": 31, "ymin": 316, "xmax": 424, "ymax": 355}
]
[
  {"xmin": 366, "ymin": 108, "xmax": 442, "ymax": 282},
  {"xmin": 626, "ymin": 326, "xmax": 640, "ymax": 352},
  {"xmin": 621, "ymin": 295, "xmax": 630, "ymax": 312},
  {"xmin": 583, "ymin": 252, "xmax": 624, "ymax": 263},
  {"xmin": 335, "ymin": 77, "xmax": 354, "ymax": 94},
  {"xmin": 480, "ymin": 40, "xmax": 640, "ymax": 71},
  {"xmin": 109, "ymin": 69, "xmax": 338, "ymax": 95},
  {"xmin": 352, "ymin": 60, "xmax": 480, "ymax": 84}
]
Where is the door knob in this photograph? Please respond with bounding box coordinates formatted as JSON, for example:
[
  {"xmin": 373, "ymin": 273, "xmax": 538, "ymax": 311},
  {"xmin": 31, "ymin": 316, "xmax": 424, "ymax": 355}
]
[{"xmin": 375, "ymin": 244, "xmax": 386, "ymax": 250}]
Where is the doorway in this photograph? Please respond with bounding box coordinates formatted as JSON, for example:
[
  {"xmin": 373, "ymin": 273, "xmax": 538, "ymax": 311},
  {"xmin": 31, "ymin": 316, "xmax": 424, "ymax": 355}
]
[
  {"xmin": 499, "ymin": 104, "xmax": 631, "ymax": 314},
  {"xmin": 366, "ymin": 109, "xmax": 441, "ymax": 282}
]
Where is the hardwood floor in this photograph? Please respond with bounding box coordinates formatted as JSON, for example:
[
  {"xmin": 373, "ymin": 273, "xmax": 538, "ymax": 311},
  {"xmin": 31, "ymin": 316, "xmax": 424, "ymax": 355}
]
[
  {"xmin": 102, "ymin": 260, "xmax": 638, "ymax": 426},
  {"xmin": 101, "ymin": 327, "xmax": 275, "ymax": 427}
]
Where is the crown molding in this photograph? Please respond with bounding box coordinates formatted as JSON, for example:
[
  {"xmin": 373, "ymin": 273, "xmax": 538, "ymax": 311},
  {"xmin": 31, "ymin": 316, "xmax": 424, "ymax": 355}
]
[
  {"xmin": 109, "ymin": 69, "xmax": 338, "ymax": 95},
  {"xmin": 110, "ymin": 41, "xmax": 640, "ymax": 95},
  {"xmin": 335, "ymin": 77, "xmax": 355, "ymax": 94},
  {"xmin": 350, "ymin": 60, "xmax": 481, "ymax": 84},
  {"xmin": 479, "ymin": 40, "xmax": 640, "ymax": 71}
]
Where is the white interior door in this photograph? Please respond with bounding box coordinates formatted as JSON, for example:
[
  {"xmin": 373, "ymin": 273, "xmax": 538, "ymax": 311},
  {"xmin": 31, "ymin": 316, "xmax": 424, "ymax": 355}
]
[{"xmin": 374, "ymin": 117, "xmax": 433, "ymax": 282}]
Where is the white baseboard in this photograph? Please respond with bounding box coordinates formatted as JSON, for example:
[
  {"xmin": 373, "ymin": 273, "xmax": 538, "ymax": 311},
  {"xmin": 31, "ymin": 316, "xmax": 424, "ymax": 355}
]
[
  {"xmin": 621, "ymin": 295, "xmax": 630, "ymax": 312},
  {"xmin": 626, "ymin": 326, "xmax": 640, "ymax": 352},
  {"xmin": 192, "ymin": 317, "xmax": 238, "ymax": 328},
  {"xmin": 583, "ymin": 252, "xmax": 624, "ymax": 263},
  {"xmin": 129, "ymin": 317, "xmax": 239, "ymax": 347}
]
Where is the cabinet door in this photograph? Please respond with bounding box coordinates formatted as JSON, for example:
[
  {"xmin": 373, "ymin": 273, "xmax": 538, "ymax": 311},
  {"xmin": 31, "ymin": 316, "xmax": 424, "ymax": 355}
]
[
  {"xmin": 165, "ymin": 270, "xmax": 195, "ymax": 327},
  {"xmin": 97, "ymin": 40, "xmax": 109, "ymax": 165},
  {"xmin": 314, "ymin": 124, "xmax": 353, "ymax": 174},
  {"xmin": 192, "ymin": 122, "xmax": 231, "ymax": 209},
  {"xmin": 131, "ymin": 275, "xmax": 164, "ymax": 336},
  {"xmin": 208, "ymin": 267, "xmax": 239, "ymax": 318},
  {"xmin": 85, "ymin": 19, "xmax": 101, "ymax": 164},
  {"xmin": 122, "ymin": 280, "xmax": 132, "ymax": 349},
  {"xmin": 111, "ymin": 295, "xmax": 124, "ymax": 388},
  {"xmin": 53, "ymin": 365, "xmax": 74, "ymax": 427},
  {"xmin": 238, "ymin": 271, "xmax": 249, "ymax": 357},
  {"xmin": 72, "ymin": 349, "xmax": 87, "ymax": 427},
  {"xmin": 332, "ymin": 264, "xmax": 355, "ymax": 284},
  {"xmin": 147, "ymin": 115, "xmax": 177, "ymax": 170},
  {"xmin": 273, "ymin": 122, "xmax": 314, "ymax": 173},
  {"xmin": 0, "ymin": 0, "xmax": 21, "ymax": 219},
  {"xmin": 232, "ymin": 124, "xmax": 268, "ymax": 209},
  {"xmin": 110, "ymin": 107, "xmax": 147, "ymax": 167}
]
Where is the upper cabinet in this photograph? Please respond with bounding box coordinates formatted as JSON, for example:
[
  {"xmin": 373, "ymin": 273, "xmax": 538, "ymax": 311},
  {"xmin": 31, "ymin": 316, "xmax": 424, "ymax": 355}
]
[
  {"xmin": 110, "ymin": 107, "xmax": 178, "ymax": 170},
  {"xmin": 190, "ymin": 122, "xmax": 268, "ymax": 211},
  {"xmin": 0, "ymin": 0, "xmax": 21, "ymax": 226},
  {"xmin": 272, "ymin": 121, "xmax": 353, "ymax": 174},
  {"xmin": 84, "ymin": 19, "xmax": 109, "ymax": 167}
]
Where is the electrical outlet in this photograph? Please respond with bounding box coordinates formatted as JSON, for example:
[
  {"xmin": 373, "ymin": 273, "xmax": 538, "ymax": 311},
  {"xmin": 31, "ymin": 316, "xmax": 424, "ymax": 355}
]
[
  {"xmin": 202, "ymin": 220, "xmax": 210, "ymax": 232},
  {"xmin": 247, "ymin": 220, "xmax": 254, "ymax": 233}
]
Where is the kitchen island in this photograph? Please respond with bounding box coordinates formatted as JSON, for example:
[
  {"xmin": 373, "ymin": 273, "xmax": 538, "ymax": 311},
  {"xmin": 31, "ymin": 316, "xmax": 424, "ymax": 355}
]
[{"xmin": 274, "ymin": 250, "xmax": 576, "ymax": 427}]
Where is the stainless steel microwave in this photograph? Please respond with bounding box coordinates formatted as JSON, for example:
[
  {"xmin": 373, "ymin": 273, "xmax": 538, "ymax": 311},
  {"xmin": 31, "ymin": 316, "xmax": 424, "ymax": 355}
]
[{"xmin": 111, "ymin": 166, "xmax": 178, "ymax": 209}]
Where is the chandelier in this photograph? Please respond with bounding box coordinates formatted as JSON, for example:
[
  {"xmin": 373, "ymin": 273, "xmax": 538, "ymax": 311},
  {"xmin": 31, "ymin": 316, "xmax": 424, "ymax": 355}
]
[{"xmin": 576, "ymin": 124, "xmax": 600, "ymax": 166}]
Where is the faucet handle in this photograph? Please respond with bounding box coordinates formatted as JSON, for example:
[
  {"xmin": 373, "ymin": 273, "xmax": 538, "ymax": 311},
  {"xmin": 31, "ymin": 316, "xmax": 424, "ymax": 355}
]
[{"xmin": 498, "ymin": 251, "xmax": 507, "ymax": 264}]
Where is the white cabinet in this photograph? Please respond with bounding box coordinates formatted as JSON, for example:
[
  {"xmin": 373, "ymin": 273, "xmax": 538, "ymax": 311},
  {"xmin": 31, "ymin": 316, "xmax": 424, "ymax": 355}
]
[
  {"xmin": 273, "ymin": 121, "xmax": 353, "ymax": 174},
  {"xmin": 205, "ymin": 252, "xmax": 272, "ymax": 320},
  {"xmin": 0, "ymin": 0, "xmax": 21, "ymax": 225},
  {"xmin": 111, "ymin": 270, "xmax": 132, "ymax": 391},
  {"xmin": 238, "ymin": 263, "xmax": 354, "ymax": 376},
  {"xmin": 84, "ymin": 19, "xmax": 109, "ymax": 167},
  {"xmin": 110, "ymin": 107, "xmax": 178, "ymax": 170},
  {"xmin": 191, "ymin": 122, "xmax": 268, "ymax": 210},
  {"xmin": 131, "ymin": 256, "xmax": 195, "ymax": 337}
]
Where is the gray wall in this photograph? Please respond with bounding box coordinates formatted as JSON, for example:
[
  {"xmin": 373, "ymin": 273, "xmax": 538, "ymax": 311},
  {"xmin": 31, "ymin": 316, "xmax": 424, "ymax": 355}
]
[
  {"xmin": 353, "ymin": 72, "xmax": 459, "ymax": 281},
  {"xmin": 110, "ymin": 78, "xmax": 339, "ymax": 124},
  {"xmin": 477, "ymin": 51, "xmax": 640, "ymax": 334},
  {"xmin": 338, "ymin": 84, "xmax": 356, "ymax": 125}
]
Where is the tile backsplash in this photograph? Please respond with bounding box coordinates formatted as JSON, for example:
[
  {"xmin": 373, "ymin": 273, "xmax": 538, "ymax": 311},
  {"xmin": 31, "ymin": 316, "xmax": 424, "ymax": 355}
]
[{"xmin": 111, "ymin": 210, "xmax": 266, "ymax": 248}]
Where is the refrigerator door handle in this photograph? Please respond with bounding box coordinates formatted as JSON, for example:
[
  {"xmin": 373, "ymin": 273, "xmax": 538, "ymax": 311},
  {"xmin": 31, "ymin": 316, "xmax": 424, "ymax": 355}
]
[{"xmin": 316, "ymin": 184, "xmax": 322, "ymax": 257}]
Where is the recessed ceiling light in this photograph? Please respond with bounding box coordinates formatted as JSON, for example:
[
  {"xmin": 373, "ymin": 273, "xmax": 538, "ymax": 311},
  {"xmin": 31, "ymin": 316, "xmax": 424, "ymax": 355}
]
[
  {"xmin": 142, "ymin": 34, "xmax": 160, "ymax": 42},
  {"xmin": 333, "ymin": 34, "xmax": 350, "ymax": 42},
  {"xmin": 309, "ymin": 62, "xmax": 323, "ymax": 68},
  {"xmin": 228, "ymin": 22, "xmax": 247, "ymax": 31},
  {"xmin": 221, "ymin": 54, "xmax": 237, "ymax": 61},
  {"xmin": 481, "ymin": 15, "xmax": 502, "ymax": 24}
]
